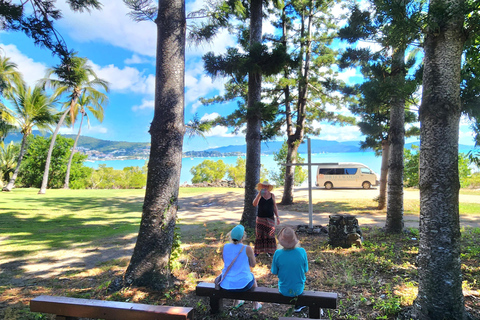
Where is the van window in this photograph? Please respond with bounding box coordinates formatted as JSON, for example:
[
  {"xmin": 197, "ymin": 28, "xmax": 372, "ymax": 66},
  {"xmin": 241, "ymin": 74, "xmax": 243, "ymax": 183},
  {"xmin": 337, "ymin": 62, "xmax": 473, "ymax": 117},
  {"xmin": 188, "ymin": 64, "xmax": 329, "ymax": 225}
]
[
  {"xmin": 345, "ymin": 168, "xmax": 357, "ymax": 175},
  {"xmin": 361, "ymin": 168, "xmax": 371, "ymax": 174},
  {"xmin": 319, "ymin": 168, "xmax": 346, "ymax": 175}
]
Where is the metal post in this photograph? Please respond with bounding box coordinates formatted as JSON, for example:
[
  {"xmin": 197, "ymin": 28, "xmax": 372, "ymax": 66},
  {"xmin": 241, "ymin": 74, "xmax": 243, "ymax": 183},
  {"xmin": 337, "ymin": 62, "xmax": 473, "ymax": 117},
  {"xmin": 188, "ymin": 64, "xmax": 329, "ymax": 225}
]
[{"xmin": 308, "ymin": 138, "xmax": 313, "ymax": 229}]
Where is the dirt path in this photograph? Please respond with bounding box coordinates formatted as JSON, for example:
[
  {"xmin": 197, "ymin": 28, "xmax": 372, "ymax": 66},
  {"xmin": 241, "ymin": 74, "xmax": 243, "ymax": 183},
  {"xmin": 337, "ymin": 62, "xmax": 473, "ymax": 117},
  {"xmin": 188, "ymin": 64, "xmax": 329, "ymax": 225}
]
[{"xmin": 177, "ymin": 188, "xmax": 480, "ymax": 230}]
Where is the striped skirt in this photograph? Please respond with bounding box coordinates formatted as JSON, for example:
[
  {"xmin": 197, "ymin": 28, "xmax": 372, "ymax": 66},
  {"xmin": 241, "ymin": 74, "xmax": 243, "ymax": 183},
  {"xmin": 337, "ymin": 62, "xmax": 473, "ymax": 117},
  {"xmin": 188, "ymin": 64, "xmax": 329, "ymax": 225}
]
[{"xmin": 254, "ymin": 217, "xmax": 276, "ymax": 254}]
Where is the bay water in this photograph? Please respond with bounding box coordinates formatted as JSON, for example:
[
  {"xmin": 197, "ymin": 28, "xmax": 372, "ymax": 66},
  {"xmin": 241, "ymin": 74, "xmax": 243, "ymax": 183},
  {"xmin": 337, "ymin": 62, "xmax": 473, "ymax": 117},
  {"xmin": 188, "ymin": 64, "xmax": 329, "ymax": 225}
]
[
  {"xmin": 84, "ymin": 151, "xmax": 384, "ymax": 185},
  {"xmin": 83, "ymin": 146, "xmax": 477, "ymax": 185}
]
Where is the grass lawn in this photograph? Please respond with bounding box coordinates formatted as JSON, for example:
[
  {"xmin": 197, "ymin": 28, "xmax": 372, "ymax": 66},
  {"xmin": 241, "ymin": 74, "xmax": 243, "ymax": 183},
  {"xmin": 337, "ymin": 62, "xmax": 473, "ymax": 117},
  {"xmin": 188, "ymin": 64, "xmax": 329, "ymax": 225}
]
[{"xmin": 1, "ymin": 188, "xmax": 479, "ymax": 319}]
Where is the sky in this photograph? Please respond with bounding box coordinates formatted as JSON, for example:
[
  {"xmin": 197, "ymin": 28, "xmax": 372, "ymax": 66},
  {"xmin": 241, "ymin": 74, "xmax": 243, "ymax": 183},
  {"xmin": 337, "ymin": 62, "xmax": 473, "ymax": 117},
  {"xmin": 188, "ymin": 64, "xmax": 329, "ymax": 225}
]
[{"xmin": 0, "ymin": 0, "xmax": 477, "ymax": 152}]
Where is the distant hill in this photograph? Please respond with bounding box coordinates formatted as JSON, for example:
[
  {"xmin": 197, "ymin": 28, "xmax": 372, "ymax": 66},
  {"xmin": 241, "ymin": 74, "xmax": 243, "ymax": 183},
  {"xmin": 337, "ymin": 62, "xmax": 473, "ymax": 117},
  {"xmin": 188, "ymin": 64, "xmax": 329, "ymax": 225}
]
[
  {"xmin": 199, "ymin": 140, "xmax": 476, "ymax": 155},
  {"xmin": 4, "ymin": 132, "xmax": 476, "ymax": 159},
  {"xmin": 200, "ymin": 140, "xmax": 363, "ymax": 154},
  {"xmin": 4, "ymin": 131, "xmax": 150, "ymax": 159}
]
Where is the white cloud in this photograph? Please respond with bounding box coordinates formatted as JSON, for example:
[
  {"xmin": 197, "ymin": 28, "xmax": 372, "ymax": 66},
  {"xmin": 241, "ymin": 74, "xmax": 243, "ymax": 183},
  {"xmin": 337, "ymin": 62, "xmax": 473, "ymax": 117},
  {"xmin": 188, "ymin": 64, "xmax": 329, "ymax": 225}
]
[
  {"xmin": 184, "ymin": 60, "xmax": 226, "ymax": 110},
  {"xmin": 205, "ymin": 125, "xmax": 243, "ymax": 137},
  {"xmin": 124, "ymin": 54, "xmax": 154, "ymax": 65},
  {"xmin": 91, "ymin": 63, "xmax": 155, "ymax": 95},
  {"xmin": 57, "ymin": 0, "xmax": 157, "ymax": 57},
  {"xmin": 60, "ymin": 125, "xmax": 108, "ymax": 135},
  {"xmin": 336, "ymin": 67, "xmax": 361, "ymax": 83},
  {"xmin": 0, "ymin": 44, "xmax": 47, "ymax": 87},
  {"xmin": 315, "ymin": 123, "xmax": 363, "ymax": 141},
  {"xmin": 132, "ymin": 99, "xmax": 154, "ymax": 112},
  {"xmin": 200, "ymin": 112, "xmax": 220, "ymax": 121}
]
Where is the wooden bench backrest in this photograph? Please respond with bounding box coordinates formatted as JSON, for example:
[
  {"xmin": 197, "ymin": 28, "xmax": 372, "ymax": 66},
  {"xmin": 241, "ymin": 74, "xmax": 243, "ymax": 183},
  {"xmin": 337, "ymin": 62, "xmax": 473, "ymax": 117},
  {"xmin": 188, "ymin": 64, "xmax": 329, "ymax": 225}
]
[{"xmin": 30, "ymin": 295, "xmax": 194, "ymax": 320}]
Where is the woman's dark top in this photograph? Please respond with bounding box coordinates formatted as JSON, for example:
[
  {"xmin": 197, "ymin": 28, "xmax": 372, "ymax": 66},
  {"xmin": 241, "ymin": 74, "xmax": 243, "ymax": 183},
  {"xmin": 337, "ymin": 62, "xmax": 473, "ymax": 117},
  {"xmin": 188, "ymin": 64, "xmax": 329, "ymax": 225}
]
[{"xmin": 257, "ymin": 197, "xmax": 274, "ymax": 218}]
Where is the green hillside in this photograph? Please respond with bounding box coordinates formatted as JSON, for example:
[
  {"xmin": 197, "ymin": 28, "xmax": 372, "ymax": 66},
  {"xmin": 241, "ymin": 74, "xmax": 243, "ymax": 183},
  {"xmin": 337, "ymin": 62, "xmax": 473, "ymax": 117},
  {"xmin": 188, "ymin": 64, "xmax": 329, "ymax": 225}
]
[{"xmin": 5, "ymin": 131, "xmax": 150, "ymax": 154}]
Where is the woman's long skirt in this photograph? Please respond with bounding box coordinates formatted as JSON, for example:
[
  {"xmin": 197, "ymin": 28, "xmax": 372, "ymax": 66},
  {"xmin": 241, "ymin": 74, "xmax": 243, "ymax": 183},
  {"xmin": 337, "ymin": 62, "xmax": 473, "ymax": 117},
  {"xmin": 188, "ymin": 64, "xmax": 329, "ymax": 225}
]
[{"xmin": 254, "ymin": 217, "xmax": 276, "ymax": 254}]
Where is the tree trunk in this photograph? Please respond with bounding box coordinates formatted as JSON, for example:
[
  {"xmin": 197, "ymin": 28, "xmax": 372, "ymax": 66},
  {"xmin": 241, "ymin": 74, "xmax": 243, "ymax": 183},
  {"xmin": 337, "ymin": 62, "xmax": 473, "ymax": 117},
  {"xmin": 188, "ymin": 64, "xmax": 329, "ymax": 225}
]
[
  {"xmin": 124, "ymin": 0, "xmax": 186, "ymax": 291},
  {"xmin": 64, "ymin": 112, "xmax": 84, "ymax": 189},
  {"xmin": 412, "ymin": 0, "xmax": 466, "ymax": 317},
  {"xmin": 385, "ymin": 45, "xmax": 406, "ymax": 233},
  {"xmin": 281, "ymin": 138, "xmax": 297, "ymax": 205},
  {"xmin": 281, "ymin": 4, "xmax": 311, "ymax": 205},
  {"xmin": 3, "ymin": 133, "xmax": 28, "ymax": 191},
  {"xmin": 280, "ymin": 7, "xmax": 295, "ymax": 206},
  {"xmin": 38, "ymin": 108, "xmax": 70, "ymax": 194},
  {"xmin": 240, "ymin": 0, "xmax": 262, "ymax": 229},
  {"xmin": 377, "ymin": 139, "xmax": 389, "ymax": 210}
]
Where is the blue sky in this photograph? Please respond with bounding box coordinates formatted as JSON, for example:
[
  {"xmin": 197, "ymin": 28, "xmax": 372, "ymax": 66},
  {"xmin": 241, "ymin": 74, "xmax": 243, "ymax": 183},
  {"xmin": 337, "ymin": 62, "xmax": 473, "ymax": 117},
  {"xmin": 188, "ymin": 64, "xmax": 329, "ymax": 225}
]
[{"xmin": 0, "ymin": 0, "xmax": 477, "ymax": 152}]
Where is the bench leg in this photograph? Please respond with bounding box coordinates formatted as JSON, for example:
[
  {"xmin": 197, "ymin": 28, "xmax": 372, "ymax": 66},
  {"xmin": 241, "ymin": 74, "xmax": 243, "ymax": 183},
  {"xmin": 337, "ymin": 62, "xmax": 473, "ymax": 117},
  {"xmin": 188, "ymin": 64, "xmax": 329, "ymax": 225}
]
[
  {"xmin": 308, "ymin": 307, "xmax": 321, "ymax": 319},
  {"xmin": 209, "ymin": 296, "xmax": 223, "ymax": 314}
]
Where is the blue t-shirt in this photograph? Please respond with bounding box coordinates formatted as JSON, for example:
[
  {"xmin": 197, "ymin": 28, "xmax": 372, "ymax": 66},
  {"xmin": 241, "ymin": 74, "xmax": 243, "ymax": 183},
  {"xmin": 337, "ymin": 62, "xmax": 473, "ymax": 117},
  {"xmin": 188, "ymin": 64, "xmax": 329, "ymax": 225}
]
[{"xmin": 271, "ymin": 247, "xmax": 308, "ymax": 297}]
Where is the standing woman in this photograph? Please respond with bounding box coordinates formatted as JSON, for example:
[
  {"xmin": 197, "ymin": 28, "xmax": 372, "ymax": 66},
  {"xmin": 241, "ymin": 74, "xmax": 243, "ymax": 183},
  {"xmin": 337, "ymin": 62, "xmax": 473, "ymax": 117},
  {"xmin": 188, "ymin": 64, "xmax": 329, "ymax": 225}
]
[{"xmin": 253, "ymin": 181, "xmax": 280, "ymax": 256}]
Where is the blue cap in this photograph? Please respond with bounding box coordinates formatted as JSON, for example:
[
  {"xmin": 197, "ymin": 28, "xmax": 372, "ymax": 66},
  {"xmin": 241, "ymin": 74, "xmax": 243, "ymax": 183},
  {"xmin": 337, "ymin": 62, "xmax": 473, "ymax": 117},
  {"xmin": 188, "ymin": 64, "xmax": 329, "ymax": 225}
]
[{"xmin": 231, "ymin": 225, "xmax": 245, "ymax": 241}]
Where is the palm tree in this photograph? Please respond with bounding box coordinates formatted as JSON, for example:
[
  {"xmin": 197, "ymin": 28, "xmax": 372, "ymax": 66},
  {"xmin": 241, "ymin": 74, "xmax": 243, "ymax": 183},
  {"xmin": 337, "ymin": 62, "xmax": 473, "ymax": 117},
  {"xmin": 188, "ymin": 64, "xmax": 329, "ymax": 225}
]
[
  {"xmin": 0, "ymin": 141, "xmax": 17, "ymax": 186},
  {"xmin": 0, "ymin": 55, "xmax": 23, "ymax": 145},
  {"xmin": 2, "ymin": 81, "xmax": 57, "ymax": 191},
  {"xmin": 64, "ymin": 91, "xmax": 107, "ymax": 189},
  {"xmin": 38, "ymin": 53, "xmax": 108, "ymax": 194}
]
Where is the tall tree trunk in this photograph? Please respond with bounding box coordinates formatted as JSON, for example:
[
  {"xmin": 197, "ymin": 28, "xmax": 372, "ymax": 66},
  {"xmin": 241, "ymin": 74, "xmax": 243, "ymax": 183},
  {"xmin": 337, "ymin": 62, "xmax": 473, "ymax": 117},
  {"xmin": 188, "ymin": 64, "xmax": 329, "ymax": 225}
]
[
  {"xmin": 281, "ymin": 6, "xmax": 295, "ymax": 205},
  {"xmin": 377, "ymin": 139, "xmax": 389, "ymax": 209},
  {"xmin": 281, "ymin": 139, "xmax": 296, "ymax": 205},
  {"xmin": 64, "ymin": 112, "xmax": 85, "ymax": 189},
  {"xmin": 385, "ymin": 45, "xmax": 406, "ymax": 232},
  {"xmin": 38, "ymin": 108, "xmax": 70, "ymax": 194},
  {"xmin": 124, "ymin": 0, "xmax": 186, "ymax": 290},
  {"xmin": 412, "ymin": 0, "xmax": 466, "ymax": 317},
  {"xmin": 281, "ymin": 4, "xmax": 312, "ymax": 205},
  {"xmin": 240, "ymin": 0, "xmax": 262, "ymax": 229},
  {"xmin": 3, "ymin": 133, "xmax": 28, "ymax": 191}
]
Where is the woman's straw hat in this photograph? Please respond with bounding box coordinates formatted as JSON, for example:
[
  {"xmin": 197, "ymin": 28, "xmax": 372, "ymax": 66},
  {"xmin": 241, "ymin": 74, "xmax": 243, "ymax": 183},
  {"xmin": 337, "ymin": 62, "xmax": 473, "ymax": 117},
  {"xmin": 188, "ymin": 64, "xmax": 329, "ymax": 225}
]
[
  {"xmin": 256, "ymin": 181, "xmax": 274, "ymax": 191},
  {"xmin": 278, "ymin": 227, "xmax": 299, "ymax": 249}
]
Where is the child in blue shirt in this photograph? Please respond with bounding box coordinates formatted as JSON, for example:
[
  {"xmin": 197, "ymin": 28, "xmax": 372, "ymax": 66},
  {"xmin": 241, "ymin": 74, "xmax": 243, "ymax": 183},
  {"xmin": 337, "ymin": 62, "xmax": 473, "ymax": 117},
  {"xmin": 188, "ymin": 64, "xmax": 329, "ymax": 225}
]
[{"xmin": 271, "ymin": 227, "xmax": 309, "ymax": 308}]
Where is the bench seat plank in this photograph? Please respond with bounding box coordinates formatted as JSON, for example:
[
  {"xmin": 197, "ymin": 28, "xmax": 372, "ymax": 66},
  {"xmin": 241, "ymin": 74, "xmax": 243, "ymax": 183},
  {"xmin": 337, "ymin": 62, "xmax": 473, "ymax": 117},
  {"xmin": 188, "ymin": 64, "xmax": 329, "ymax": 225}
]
[
  {"xmin": 30, "ymin": 295, "xmax": 194, "ymax": 320},
  {"xmin": 196, "ymin": 282, "xmax": 337, "ymax": 319}
]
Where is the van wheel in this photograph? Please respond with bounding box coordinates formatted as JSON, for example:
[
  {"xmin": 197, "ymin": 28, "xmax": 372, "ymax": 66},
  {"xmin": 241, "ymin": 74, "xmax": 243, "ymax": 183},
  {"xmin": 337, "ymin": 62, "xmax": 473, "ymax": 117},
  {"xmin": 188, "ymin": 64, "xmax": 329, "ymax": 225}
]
[
  {"xmin": 325, "ymin": 182, "xmax": 333, "ymax": 190},
  {"xmin": 362, "ymin": 181, "xmax": 371, "ymax": 189}
]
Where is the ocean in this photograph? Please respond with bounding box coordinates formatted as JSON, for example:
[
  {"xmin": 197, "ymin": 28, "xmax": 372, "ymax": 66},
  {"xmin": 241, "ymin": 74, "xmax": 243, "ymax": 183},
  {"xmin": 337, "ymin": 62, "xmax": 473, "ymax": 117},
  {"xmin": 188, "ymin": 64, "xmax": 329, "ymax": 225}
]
[
  {"xmin": 83, "ymin": 146, "xmax": 478, "ymax": 185},
  {"xmin": 84, "ymin": 151, "xmax": 384, "ymax": 185}
]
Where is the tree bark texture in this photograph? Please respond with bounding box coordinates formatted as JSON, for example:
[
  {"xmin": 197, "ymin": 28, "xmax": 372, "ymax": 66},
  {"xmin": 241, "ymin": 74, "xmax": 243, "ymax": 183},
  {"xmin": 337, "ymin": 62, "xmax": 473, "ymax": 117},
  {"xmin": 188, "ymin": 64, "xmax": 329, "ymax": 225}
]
[
  {"xmin": 38, "ymin": 108, "xmax": 70, "ymax": 194},
  {"xmin": 413, "ymin": 0, "xmax": 466, "ymax": 317},
  {"xmin": 64, "ymin": 112, "xmax": 84, "ymax": 189},
  {"xmin": 385, "ymin": 46, "xmax": 406, "ymax": 233},
  {"xmin": 281, "ymin": 138, "xmax": 297, "ymax": 205},
  {"xmin": 281, "ymin": 5, "xmax": 311, "ymax": 205},
  {"xmin": 377, "ymin": 139, "xmax": 389, "ymax": 210},
  {"xmin": 240, "ymin": 0, "xmax": 262, "ymax": 229},
  {"xmin": 124, "ymin": 0, "xmax": 186, "ymax": 291}
]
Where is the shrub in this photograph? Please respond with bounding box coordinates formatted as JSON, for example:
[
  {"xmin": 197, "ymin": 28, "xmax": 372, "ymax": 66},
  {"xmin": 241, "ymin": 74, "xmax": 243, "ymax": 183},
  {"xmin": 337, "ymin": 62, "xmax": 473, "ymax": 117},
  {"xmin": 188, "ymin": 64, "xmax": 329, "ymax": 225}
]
[{"xmin": 190, "ymin": 159, "xmax": 227, "ymax": 183}]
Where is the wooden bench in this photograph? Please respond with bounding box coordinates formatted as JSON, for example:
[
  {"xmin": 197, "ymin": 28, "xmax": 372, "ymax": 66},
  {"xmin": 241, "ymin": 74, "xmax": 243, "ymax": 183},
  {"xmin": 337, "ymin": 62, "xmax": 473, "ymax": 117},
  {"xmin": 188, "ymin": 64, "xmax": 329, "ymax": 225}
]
[
  {"xmin": 195, "ymin": 282, "xmax": 337, "ymax": 319},
  {"xmin": 30, "ymin": 295, "xmax": 194, "ymax": 320}
]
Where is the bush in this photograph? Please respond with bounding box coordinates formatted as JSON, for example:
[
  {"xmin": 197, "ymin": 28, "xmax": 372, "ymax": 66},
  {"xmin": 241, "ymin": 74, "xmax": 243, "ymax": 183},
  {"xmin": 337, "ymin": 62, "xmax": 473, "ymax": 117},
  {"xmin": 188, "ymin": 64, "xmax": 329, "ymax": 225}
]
[
  {"xmin": 190, "ymin": 159, "xmax": 227, "ymax": 183},
  {"xmin": 19, "ymin": 135, "xmax": 88, "ymax": 188}
]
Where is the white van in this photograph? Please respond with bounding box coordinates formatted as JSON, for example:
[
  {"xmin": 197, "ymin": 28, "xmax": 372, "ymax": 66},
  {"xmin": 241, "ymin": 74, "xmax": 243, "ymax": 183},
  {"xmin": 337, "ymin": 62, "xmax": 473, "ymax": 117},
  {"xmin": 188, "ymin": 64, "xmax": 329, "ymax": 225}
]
[{"xmin": 316, "ymin": 162, "xmax": 379, "ymax": 189}]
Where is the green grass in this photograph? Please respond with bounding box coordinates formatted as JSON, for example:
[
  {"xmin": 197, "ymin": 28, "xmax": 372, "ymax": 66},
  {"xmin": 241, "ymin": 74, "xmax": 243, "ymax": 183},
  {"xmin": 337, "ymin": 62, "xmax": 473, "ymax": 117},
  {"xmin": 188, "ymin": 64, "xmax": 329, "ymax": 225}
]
[
  {"xmin": 0, "ymin": 189, "xmax": 146, "ymax": 258},
  {"xmin": 1, "ymin": 187, "xmax": 480, "ymax": 320}
]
